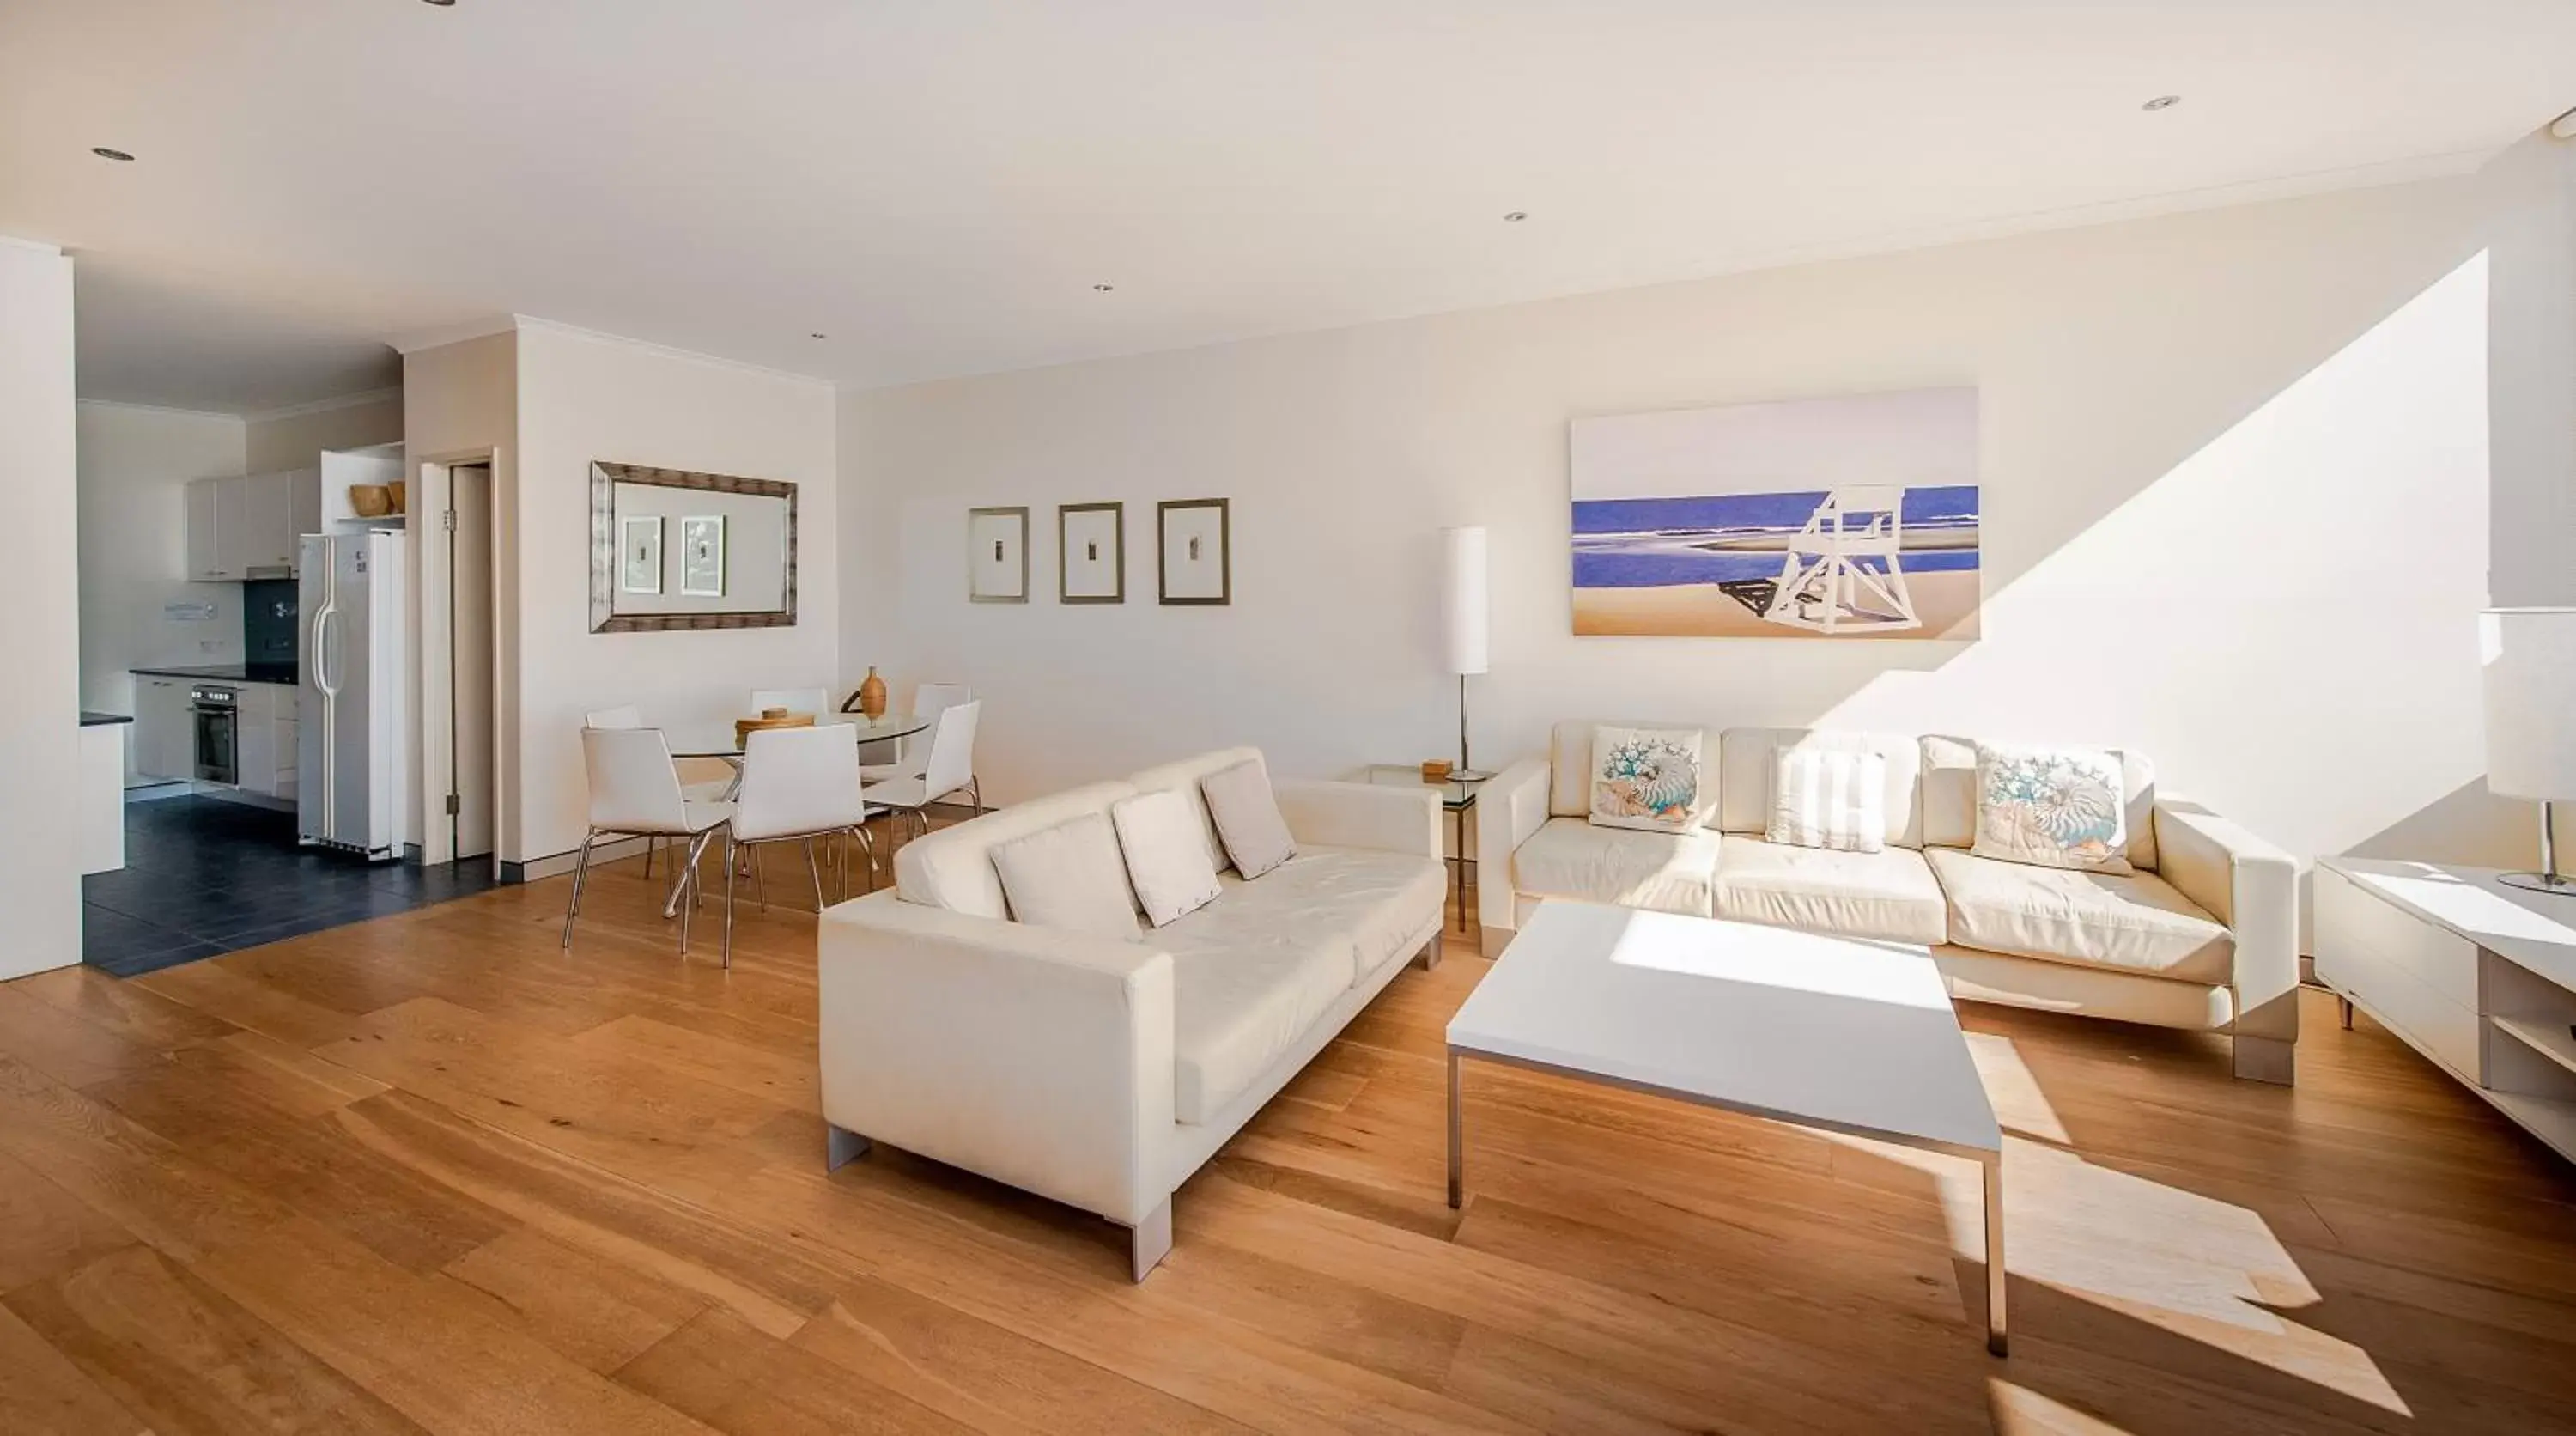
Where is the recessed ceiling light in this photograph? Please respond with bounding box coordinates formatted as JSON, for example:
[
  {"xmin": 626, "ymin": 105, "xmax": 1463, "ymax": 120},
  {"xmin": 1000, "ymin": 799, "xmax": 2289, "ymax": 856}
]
[
  {"xmin": 1092, "ymin": 283, "xmax": 1115, "ymax": 292},
  {"xmin": 1503, "ymin": 211, "xmax": 1528, "ymax": 222},
  {"xmin": 2142, "ymin": 95, "xmax": 2181, "ymax": 112},
  {"xmin": 91, "ymin": 147, "xmax": 134, "ymax": 161}
]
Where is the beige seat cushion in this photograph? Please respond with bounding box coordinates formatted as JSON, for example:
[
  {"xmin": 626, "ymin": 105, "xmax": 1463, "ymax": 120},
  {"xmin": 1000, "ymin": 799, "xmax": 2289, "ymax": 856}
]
[
  {"xmin": 1156, "ymin": 845, "xmax": 1444, "ymax": 1123},
  {"xmin": 1923, "ymin": 848, "xmax": 2233, "ymax": 983},
  {"xmin": 1710, "ymin": 836, "xmax": 1947, "ymax": 945},
  {"xmin": 1511, "ymin": 817, "xmax": 1721, "ymax": 917}
]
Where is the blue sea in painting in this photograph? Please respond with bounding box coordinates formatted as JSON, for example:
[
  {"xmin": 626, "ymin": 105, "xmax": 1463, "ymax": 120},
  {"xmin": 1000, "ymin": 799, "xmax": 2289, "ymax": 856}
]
[{"xmin": 1572, "ymin": 486, "xmax": 1979, "ymax": 589}]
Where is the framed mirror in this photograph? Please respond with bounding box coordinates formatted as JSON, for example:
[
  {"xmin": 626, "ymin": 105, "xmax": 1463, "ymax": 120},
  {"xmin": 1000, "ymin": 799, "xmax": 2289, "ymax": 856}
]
[{"xmin": 590, "ymin": 461, "xmax": 798, "ymax": 632}]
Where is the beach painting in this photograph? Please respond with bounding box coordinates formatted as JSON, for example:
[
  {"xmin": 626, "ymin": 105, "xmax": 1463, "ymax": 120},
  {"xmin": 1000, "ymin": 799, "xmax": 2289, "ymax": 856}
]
[{"xmin": 1571, "ymin": 388, "xmax": 1980, "ymax": 639}]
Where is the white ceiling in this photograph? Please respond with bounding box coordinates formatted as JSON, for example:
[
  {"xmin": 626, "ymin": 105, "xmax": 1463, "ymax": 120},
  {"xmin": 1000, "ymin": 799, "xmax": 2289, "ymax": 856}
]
[{"xmin": 5, "ymin": 0, "xmax": 2573, "ymax": 413}]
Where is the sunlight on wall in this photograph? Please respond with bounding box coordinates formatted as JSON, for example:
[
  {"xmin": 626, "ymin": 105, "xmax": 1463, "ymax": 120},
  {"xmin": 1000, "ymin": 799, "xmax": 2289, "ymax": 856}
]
[{"xmin": 1821, "ymin": 252, "xmax": 2499, "ymax": 878}]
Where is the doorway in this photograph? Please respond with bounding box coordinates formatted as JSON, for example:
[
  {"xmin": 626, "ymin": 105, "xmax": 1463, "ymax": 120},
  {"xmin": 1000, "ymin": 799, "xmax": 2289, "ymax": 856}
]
[{"xmin": 419, "ymin": 456, "xmax": 501, "ymax": 873}]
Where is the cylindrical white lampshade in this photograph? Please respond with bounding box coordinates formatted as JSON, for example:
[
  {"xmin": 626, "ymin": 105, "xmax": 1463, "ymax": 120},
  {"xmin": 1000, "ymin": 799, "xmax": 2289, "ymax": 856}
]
[
  {"xmin": 1442, "ymin": 526, "xmax": 1490, "ymax": 676},
  {"xmin": 2483, "ymin": 607, "xmax": 2576, "ymax": 799}
]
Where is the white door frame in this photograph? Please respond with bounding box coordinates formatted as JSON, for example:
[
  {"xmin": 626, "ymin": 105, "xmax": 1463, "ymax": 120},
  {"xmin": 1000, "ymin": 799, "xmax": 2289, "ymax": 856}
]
[{"xmin": 414, "ymin": 449, "xmax": 505, "ymax": 871}]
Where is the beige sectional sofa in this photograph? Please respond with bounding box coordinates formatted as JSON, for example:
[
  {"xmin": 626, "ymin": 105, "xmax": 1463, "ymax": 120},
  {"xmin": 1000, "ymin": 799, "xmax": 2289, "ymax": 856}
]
[
  {"xmin": 816, "ymin": 747, "xmax": 1445, "ymax": 1279},
  {"xmin": 1476, "ymin": 723, "xmax": 2300, "ymax": 1082}
]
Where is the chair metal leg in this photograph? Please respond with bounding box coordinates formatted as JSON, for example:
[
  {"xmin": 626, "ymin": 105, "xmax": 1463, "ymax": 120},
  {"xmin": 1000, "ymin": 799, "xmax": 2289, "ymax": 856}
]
[
  {"xmin": 968, "ymin": 776, "xmax": 982, "ymax": 814},
  {"xmin": 560, "ymin": 831, "xmax": 598, "ymax": 948},
  {"xmin": 852, "ymin": 824, "xmax": 878, "ymax": 892},
  {"xmin": 642, "ymin": 835, "xmax": 654, "ymax": 880},
  {"xmin": 752, "ymin": 845, "xmax": 769, "ymax": 911},
  {"xmin": 721, "ymin": 835, "xmax": 739, "ymax": 970},
  {"xmin": 805, "ymin": 838, "xmax": 827, "ymax": 911}
]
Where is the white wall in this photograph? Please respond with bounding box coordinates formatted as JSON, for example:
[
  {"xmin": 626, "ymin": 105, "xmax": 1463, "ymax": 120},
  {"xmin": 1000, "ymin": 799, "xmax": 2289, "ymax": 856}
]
[
  {"xmin": 513, "ymin": 321, "xmax": 837, "ymax": 865},
  {"xmin": 74, "ymin": 402, "xmax": 249, "ymax": 749},
  {"xmin": 2482, "ymin": 128, "xmax": 2576, "ymax": 609},
  {"xmin": 404, "ymin": 332, "xmax": 518, "ymax": 857},
  {"xmin": 245, "ymin": 389, "xmax": 403, "ymax": 473},
  {"xmin": 1, "ymin": 238, "xmax": 83, "ymax": 979},
  {"xmin": 843, "ymin": 175, "xmax": 2521, "ymax": 894}
]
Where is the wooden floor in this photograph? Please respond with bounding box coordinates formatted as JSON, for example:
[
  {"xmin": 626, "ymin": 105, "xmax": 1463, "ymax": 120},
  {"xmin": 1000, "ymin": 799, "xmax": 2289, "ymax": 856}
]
[{"xmin": 5, "ymin": 830, "xmax": 2576, "ymax": 1435}]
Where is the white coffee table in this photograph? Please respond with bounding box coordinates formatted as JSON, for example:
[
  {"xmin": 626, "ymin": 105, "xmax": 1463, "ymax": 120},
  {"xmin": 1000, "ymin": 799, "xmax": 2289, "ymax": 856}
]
[{"xmin": 1446, "ymin": 900, "xmax": 2008, "ymax": 1355}]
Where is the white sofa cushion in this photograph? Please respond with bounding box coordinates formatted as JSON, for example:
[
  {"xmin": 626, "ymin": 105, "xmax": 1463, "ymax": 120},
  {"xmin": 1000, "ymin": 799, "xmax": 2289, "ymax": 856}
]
[
  {"xmin": 1513, "ymin": 816, "xmax": 1721, "ymax": 917},
  {"xmin": 1922, "ymin": 735, "xmax": 2159, "ymax": 870},
  {"xmin": 1718, "ymin": 728, "xmax": 1923, "ymax": 849},
  {"xmin": 1923, "ymin": 848, "xmax": 2233, "ymax": 983},
  {"xmin": 1710, "ymin": 835, "xmax": 1947, "ymax": 945},
  {"xmin": 990, "ymin": 813, "xmax": 1142, "ymax": 941},
  {"xmin": 1586, "ymin": 726, "xmax": 1708, "ymax": 833},
  {"xmin": 1767, "ymin": 747, "xmax": 1887, "ymax": 853},
  {"xmin": 1155, "ymin": 845, "xmax": 1443, "ymax": 1123},
  {"xmin": 1968, "ymin": 742, "xmax": 2134, "ymax": 873},
  {"xmin": 1202, "ymin": 758, "xmax": 1296, "ymax": 878},
  {"xmin": 895, "ymin": 780, "xmax": 1136, "ymax": 918},
  {"xmin": 1549, "ymin": 719, "xmax": 1720, "ymax": 825},
  {"xmin": 1111, "ymin": 789, "xmax": 1223, "ymax": 927},
  {"xmin": 1129, "ymin": 746, "xmax": 1265, "ymax": 873}
]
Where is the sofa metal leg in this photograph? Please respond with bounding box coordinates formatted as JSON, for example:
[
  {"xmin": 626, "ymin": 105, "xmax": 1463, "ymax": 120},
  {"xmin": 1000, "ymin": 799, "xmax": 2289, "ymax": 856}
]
[
  {"xmin": 1129, "ymin": 1199, "xmax": 1173, "ymax": 1282},
  {"xmin": 2337, "ymin": 995, "xmax": 2354, "ymax": 1030},
  {"xmin": 2233, "ymin": 1034, "xmax": 2295, "ymax": 1086},
  {"xmin": 1418, "ymin": 931, "xmax": 1443, "ymax": 970},
  {"xmin": 824, "ymin": 1123, "xmax": 872, "ymax": 1171}
]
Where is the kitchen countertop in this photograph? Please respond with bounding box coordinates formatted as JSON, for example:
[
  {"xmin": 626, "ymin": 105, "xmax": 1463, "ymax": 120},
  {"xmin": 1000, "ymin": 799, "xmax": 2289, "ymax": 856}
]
[
  {"xmin": 81, "ymin": 711, "xmax": 134, "ymax": 727},
  {"xmin": 131, "ymin": 663, "xmax": 300, "ymax": 685}
]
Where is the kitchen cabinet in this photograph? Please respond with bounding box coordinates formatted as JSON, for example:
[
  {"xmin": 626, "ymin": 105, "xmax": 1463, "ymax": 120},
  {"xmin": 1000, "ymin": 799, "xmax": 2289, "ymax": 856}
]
[
  {"xmin": 236, "ymin": 684, "xmax": 275, "ymax": 795},
  {"xmin": 185, "ymin": 479, "xmax": 228, "ymax": 580},
  {"xmin": 133, "ymin": 676, "xmax": 194, "ymax": 780},
  {"xmin": 185, "ymin": 469, "xmax": 320, "ymax": 581}
]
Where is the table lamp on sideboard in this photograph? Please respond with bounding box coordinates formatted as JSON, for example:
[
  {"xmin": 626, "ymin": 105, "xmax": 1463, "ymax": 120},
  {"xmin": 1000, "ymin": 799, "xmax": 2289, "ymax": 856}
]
[
  {"xmin": 1443, "ymin": 526, "xmax": 1492, "ymax": 781},
  {"xmin": 2483, "ymin": 605, "xmax": 2576, "ymax": 896}
]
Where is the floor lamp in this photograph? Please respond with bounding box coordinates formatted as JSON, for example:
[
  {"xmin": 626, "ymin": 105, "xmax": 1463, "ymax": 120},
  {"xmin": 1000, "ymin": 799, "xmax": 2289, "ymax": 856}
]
[
  {"xmin": 2484, "ymin": 606, "xmax": 2576, "ymax": 895},
  {"xmin": 1443, "ymin": 526, "xmax": 1491, "ymax": 781}
]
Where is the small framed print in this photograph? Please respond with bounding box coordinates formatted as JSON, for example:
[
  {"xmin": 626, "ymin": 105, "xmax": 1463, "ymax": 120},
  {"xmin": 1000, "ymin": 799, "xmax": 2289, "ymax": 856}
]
[
  {"xmin": 679, "ymin": 515, "xmax": 727, "ymax": 597},
  {"xmin": 969, "ymin": 506, "xmax": 1030, "ymax": 604},
  {"xmin": 1058, "ymin": 502, "xmax": 1125, "ymax": 604},
  {"xmin": 1157, "ymin": 498, "xmax": 1230, "ymax": 605},
  {"xmin": 619, "ymin": 514, "xmax": 664, "ymax": 594}
]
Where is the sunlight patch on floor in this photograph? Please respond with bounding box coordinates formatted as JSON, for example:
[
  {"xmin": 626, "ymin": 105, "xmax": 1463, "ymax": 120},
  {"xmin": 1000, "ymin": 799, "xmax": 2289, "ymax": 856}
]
[{"xmin": 1821, "ymin": 1119, "xmax": 2410, "ymax": 1415}]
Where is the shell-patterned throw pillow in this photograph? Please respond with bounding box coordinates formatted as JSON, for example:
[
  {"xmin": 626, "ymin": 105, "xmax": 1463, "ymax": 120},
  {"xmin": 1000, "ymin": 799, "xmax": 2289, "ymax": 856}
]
[
  {"xmin": 1969, "ymin": 742, "xmax": 2133, "ymax": 873},
  {"xmin": 1587, "ymin": 727, "xmax": 1705, "ymax": 833}
]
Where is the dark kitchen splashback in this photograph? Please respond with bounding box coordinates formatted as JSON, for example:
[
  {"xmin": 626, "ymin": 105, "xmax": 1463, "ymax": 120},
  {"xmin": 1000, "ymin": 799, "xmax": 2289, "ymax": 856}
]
[{"xmin": 244, "ymin": 579, "xmax": 299, "ymax": 668}]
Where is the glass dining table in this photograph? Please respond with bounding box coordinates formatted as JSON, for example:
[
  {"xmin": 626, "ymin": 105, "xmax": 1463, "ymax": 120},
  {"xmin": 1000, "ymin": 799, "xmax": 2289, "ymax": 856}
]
[
  {"xmin": 654, "ymin": 710, "xmax": 936, "ymax": 916},
  {"xmin": 665, "ymin": 709, "xmax": 933, "ymax": 760}
]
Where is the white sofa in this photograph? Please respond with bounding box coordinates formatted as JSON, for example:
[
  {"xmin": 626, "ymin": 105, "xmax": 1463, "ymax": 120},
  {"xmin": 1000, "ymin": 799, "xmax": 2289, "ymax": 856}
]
[
  {"xmin": 1475, "ymin": 723, "xmax": 2300, "ymax": 1082},
  {"xmin": 816, "ymin": 747, "xmax": 1445, "ymax": 1278}
]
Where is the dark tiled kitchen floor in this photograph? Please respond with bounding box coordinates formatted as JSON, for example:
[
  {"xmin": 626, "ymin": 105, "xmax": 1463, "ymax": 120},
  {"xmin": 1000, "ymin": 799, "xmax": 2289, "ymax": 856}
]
[{"xmin": 82, "ymin": 796, "xmax": 497, "ymax": 977}]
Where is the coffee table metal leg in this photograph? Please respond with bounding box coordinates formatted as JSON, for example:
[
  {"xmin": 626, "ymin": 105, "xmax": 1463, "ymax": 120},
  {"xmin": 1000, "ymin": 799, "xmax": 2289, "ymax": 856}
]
[
  {"xmin": 1983, "ymin": 1147, "xmax": 2008, "ymax": 1356},
  {"xmin": 1446, "ymin": 1047, "xmax": 1463, "ymax": 1209}
]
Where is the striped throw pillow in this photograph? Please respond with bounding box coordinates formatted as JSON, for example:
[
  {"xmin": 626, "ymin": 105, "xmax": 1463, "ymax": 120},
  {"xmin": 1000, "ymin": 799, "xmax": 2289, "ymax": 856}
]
[{"xmin": 1766, "ymin": 748, "xmax": 1888, "ymax": 853}]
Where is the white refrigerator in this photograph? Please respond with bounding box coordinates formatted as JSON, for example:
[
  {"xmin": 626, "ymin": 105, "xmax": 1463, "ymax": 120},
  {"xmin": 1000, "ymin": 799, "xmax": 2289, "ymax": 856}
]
[{"xmin": 299, "ymin": 531, "xmax": 408, "ymax": 860}]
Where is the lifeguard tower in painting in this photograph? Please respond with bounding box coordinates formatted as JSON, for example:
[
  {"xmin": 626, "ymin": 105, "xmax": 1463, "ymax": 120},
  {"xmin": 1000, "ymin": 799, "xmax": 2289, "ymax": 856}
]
[{"xmin": 1759, "ymin": 485, "xmax": 1923, "ymax": 635}]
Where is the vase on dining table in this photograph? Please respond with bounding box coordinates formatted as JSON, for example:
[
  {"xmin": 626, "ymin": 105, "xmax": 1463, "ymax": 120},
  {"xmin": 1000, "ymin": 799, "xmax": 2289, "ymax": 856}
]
[{"xmin": 856, "ymin": 666, "xmax": 889, "ymax": 720}]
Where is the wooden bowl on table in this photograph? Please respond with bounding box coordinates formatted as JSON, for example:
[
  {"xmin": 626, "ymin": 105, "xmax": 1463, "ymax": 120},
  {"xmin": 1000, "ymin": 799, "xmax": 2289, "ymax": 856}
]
[{"xmin": 733, "ymin": 707, "xmax": 816, "ymax": 749}]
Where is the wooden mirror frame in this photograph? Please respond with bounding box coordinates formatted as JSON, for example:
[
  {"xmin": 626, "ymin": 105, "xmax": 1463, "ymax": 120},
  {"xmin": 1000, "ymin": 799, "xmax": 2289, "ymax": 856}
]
[{"xmin": 589, "ymin": 461, "xmax": 799, "ymax": 632}]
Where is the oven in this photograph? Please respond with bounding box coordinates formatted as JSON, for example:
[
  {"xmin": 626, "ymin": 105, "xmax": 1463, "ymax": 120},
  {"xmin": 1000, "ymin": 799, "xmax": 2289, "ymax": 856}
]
[{"xmin": 191, "ymin": 685, "xmax": 239, "ymax": 785}]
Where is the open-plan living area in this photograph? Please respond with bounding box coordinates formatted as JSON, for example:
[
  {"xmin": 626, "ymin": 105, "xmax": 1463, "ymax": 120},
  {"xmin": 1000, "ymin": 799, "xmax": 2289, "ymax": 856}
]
[{"xmin": 7, "ymin": 3, "xmax": 2576, "ymax": 1432}]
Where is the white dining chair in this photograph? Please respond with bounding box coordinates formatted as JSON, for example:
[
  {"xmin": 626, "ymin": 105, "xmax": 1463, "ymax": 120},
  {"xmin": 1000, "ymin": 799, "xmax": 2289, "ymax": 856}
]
[
  {"xmin": 721, "ymin": 724, "xmax": 881, "ymax": 967},
  {"xmin": 860, "ymin": 682, "xmax": 980, "ymax": 807},
  {"xmin": 584, "ymin": 704, "xmax": 725, "ymax": 879},
  {"xmin": 749, "ymin": 687, "xmax": 830, "ymax": 717},
  {"xmin": 860, "ymin": 698, "xmax": 981, "ymax": 837},
  {"xmin": 564, "ymin": 726, "xmax": 733, "ymax": 955}
]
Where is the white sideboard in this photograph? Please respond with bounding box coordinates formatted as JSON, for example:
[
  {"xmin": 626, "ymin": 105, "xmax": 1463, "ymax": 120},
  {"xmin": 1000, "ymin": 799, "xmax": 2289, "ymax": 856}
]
[{"xmin": 2315, "ymin": 857, "xmax": 2576, "ymax": 1161}]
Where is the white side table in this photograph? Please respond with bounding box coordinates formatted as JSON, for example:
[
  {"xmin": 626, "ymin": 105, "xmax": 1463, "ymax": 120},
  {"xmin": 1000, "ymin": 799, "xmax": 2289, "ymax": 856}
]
[{"xmin": 2314, "ymin": 857, "xmax": 2576, "ymax": 1162}]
